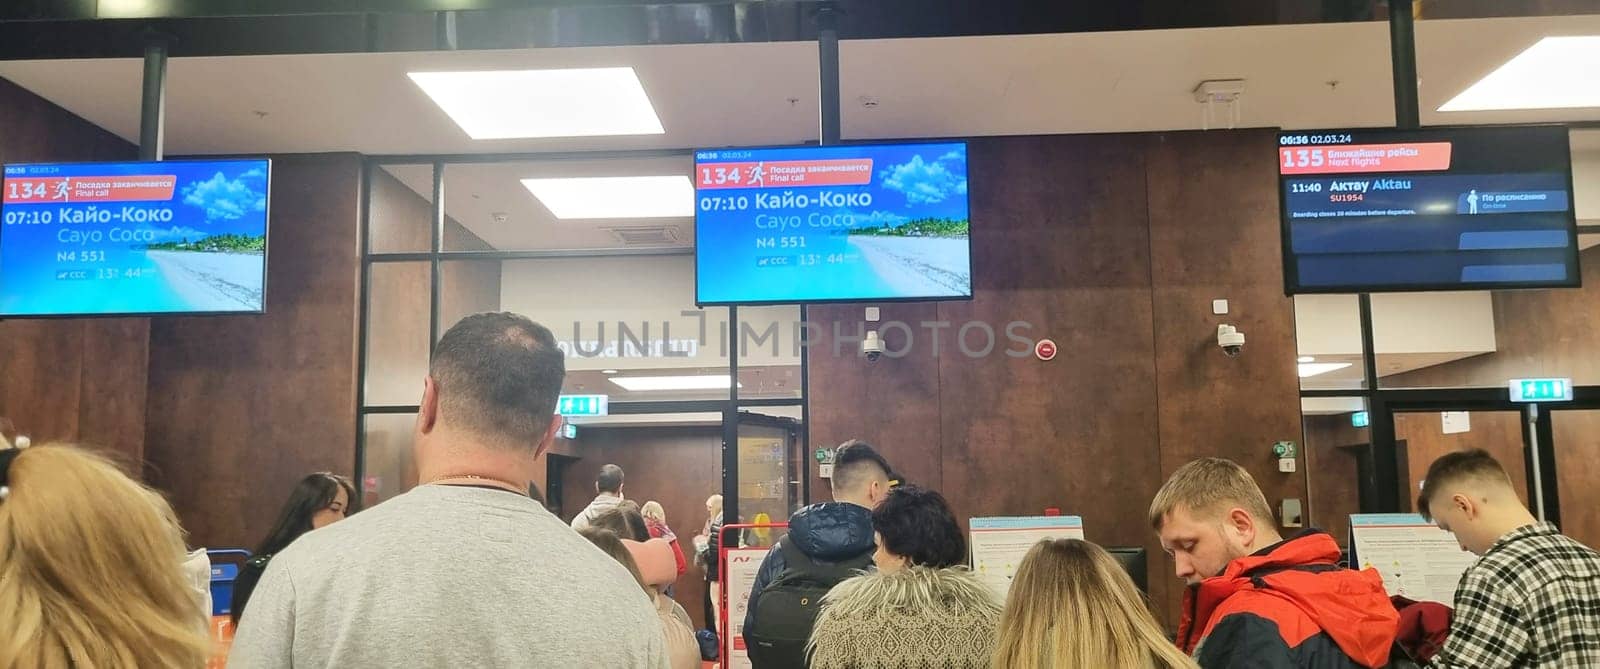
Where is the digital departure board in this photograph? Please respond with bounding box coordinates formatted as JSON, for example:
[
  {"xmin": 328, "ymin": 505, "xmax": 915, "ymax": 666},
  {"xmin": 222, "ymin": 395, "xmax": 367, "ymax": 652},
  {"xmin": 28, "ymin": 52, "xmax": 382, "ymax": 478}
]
[
  {"xmin": 1, "ymin": 159, "xmax": 271, "ymax": 316},
  {"xmin": 1278, "ymin": 126, "xmax": 1577, "ymax": 294},
  {"xmin": 694, "ymin": 141, "xmax": 971, "ymax": 306}
]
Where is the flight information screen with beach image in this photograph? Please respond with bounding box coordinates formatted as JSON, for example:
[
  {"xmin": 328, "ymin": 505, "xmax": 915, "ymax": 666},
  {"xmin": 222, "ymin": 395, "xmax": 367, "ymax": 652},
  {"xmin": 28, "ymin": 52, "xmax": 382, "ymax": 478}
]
[
  {"xmin": 1279, "ymin": 125, "xmax": 1577, "ymax": 294},
  {"xmin": 1, "ymin": 159, "xmax": 269, "ymax": 317},
  {"xmin": 694, "ymin": 141, "xmax": 972, "ymax": 305}
]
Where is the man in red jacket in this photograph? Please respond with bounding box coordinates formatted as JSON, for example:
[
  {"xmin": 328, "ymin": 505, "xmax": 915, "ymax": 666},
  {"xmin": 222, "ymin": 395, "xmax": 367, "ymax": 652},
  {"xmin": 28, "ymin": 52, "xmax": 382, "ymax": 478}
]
[{"xmin": 1150, "ymin": 458, "xmax": 1400, "ymax": 668}]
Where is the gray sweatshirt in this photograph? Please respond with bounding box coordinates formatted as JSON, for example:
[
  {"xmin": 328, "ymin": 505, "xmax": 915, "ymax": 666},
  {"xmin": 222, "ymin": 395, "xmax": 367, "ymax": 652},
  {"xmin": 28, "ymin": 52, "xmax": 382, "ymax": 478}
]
[{"xmin": 228, "ymin": 484, "xmax": 668, "ymax": 668}]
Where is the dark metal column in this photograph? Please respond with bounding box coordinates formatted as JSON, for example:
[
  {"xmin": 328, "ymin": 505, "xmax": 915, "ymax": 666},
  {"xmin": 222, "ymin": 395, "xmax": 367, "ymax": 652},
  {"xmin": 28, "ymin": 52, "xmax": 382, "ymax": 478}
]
[
  {"xmin": 1362, "ymin": 0, "xmax": 1420, "ymax": 510},
  {"xmin": 429, "ymin": 162, "xmax": 444, "ymax": 348},
  {"xmin": 139, "ymin": 37, "xmax": 169, "ymax": 160},
  {"xmin": 722, "ymin": 306, "xmax": 740, "ymax": 528},
  {"xmin": 817, "ymin": 2, "xmax": 841, "ymax": 147},
  {"xmin": 1388, "ymin": 0, "xmax": 1420, "ymax": 130}
]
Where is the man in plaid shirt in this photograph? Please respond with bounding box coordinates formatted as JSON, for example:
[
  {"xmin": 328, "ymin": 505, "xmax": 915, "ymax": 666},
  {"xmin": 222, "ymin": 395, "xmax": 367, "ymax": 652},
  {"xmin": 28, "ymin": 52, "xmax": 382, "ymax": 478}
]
[{"xmin": 1419, "ymin": 448, "xmax": 1600, "ymax": 668}]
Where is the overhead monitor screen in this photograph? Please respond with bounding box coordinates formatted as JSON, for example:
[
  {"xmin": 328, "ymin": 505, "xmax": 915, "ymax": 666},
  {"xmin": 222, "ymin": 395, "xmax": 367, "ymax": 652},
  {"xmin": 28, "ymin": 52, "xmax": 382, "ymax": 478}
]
[
  {"xmin": 1, "ymin": 159, "xmax": 271, "ymax": 316},
  {"xmin": 694, "ymin": 141, "xmax": 972, "ymax": 305},
  {"xmin": 1278, "ymin": 126, "xmax": 1577, "ymax": 294}
]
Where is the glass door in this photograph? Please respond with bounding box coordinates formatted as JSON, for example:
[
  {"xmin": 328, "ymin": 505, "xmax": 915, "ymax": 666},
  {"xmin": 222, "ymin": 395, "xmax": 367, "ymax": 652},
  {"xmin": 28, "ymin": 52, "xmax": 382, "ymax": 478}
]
[
  {"xmin": 734, "ymin": 411, "xmax": 801, "ymax": 548},
  {"xmin": 1391, "ymin": 408, "xmax": 1531, "ymax": 511}
]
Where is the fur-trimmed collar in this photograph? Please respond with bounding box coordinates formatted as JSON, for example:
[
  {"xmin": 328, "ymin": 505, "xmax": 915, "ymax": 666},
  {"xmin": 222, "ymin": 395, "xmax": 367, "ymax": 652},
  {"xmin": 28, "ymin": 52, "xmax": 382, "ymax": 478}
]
[{"xmin": 819, "ymin": 564, "xmax": 1000, "ymax": 620}]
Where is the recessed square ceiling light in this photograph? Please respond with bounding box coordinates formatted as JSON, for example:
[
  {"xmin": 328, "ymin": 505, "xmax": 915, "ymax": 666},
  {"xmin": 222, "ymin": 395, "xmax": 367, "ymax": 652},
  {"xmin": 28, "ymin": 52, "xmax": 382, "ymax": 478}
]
[
  {"xmin": 408, "ymin": 67, "xmax": 665, "ymax": 139},
  {"xmin": 609, "ymin": 375, "xmax": 741, "ymax": 392},
  {"xmin": 1439, "ymin": 36, "xmax": 1600, "ymax": 112},
  {"xmin": 522, "ymin": 176, "xmax": 694, "ymax": 219},
  {"xmin": 1298, "ymin": 362, "xmax": 1353, "ymax": 378}
]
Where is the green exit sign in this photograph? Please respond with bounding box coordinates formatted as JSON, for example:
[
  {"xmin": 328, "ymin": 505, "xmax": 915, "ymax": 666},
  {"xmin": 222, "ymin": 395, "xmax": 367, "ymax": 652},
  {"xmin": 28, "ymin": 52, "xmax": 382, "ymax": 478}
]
[
  {"xmin": 1509, "ymin": 378, "xmax": 1572, "ymax": 403},
  {"xmin": 557, "ymin": 394, "xmax": 609, "ymax": 416}
]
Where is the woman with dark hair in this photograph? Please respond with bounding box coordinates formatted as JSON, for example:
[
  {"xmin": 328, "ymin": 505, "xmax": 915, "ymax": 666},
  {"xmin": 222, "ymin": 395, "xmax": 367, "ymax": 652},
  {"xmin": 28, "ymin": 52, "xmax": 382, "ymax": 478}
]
[
  {"xmin": 230, "ymin": 472, "xmax": 356, "ymax": 626},
  {"xmin": 806, "ymin": 485, "xmax": 1002, "ymax": 669}
]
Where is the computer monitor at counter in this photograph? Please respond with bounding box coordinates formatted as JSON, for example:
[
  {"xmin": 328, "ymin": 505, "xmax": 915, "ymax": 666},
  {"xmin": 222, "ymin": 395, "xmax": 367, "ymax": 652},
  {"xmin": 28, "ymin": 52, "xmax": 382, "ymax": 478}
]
[{"xmin": 1108, "ymin": 547, "xmax": 1149, "ymax": 594}]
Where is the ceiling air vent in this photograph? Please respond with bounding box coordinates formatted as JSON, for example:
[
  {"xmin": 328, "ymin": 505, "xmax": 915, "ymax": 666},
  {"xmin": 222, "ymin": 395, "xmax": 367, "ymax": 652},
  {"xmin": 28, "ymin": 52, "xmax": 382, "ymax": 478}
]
[{"xmin": 606, "ymin": 225, "xmax": 681, "ymax": 246}]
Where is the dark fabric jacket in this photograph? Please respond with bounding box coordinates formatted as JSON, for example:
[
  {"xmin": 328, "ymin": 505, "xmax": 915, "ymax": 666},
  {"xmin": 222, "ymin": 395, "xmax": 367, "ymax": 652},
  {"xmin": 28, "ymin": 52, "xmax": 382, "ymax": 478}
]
[
  {"xmin": 703, "ymin": 513, "xmax": 754, "ymax": 583},
  {"xmin": 229, "ymin": 554, "xmax": 273, "ymax": 626},
  {"xmin": 743, "ymin": 502, "xmax": 874, "ymax": 634},
  {"xmin": 1179, "ymin": 530, "xmax": 1400, "ymax": 669}
]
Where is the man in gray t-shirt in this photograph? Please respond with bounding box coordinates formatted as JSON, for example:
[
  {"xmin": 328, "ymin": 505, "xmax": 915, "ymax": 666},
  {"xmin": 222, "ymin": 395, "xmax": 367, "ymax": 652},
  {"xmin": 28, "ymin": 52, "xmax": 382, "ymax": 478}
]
[{"xmin": 229, "ymin": 313, "xmax": 667, "ymax": 668}]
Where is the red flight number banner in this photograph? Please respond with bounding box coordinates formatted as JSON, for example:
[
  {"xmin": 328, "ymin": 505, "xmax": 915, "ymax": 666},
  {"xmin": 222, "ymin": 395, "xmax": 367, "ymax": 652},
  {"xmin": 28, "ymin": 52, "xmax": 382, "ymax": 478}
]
[
  {"xmin": 698, "ymin": 159, "xmax": 874, "ymax": 190},
  {"xmin": 1279, "ymin": 142, "xmax": 1453, "ymax": 176},
  {"xmin": 3, "ymin": 175, "xmax": 178, "ymax": 205}
]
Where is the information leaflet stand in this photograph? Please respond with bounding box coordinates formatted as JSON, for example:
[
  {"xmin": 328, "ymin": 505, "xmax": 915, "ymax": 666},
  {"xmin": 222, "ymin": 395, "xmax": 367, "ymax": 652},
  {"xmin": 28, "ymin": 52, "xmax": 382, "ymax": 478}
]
[
  {"xmin": 1349, "ymin": 513, "xmax": 1477, "ymax": 605},
  {"xmin": 720, "ymin": 522, "xmax": 785, "ymax": 669},
  {"xmin": 969, "ymin": 515, "xmax": 1085, "ymax": 599}
]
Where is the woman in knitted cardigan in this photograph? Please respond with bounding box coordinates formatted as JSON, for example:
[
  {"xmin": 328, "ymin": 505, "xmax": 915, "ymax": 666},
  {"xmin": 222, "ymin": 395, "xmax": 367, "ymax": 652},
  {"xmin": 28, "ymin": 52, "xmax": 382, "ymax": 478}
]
[{"xmin": 807, "ymin": 485, "xmax": 1002, "ymax": 669}]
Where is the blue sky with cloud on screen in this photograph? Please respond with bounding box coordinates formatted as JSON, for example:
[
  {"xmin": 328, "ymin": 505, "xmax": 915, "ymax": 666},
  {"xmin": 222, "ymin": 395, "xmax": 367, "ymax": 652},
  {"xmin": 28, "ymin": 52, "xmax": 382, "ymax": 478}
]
[
  {"xmin": 180, "ymin": 167, "xmax": 268, "ymax": 235},
  {"xmin": 876, "ymin": 147, "xmax": 969, "ymax": 218}
]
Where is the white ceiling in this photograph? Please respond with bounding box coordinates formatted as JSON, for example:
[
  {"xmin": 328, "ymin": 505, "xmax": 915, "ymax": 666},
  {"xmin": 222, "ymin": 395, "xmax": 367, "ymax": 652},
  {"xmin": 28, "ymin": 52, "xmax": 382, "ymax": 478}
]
[
  {"xmin": 3, "ymin": 16, "xmax": 1598, "ymax": 156},
  {"xmin": 3, "ymin": 15, "xmax": 1599, "ymax": 251}
]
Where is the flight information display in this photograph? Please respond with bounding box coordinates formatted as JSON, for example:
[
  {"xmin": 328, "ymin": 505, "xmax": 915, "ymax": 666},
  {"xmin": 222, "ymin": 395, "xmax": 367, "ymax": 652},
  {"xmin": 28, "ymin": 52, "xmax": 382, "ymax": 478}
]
[
  {"xmin": 1279, "ymin": 126, "xmax": 1577, "ymax": 293},
  {"xmin": 1, "ymin": 159, "xmax": 271, "ymax": 316},
  {"xmin": 694, "ymin": 141, "xmax": 971, "ymax": 305}
]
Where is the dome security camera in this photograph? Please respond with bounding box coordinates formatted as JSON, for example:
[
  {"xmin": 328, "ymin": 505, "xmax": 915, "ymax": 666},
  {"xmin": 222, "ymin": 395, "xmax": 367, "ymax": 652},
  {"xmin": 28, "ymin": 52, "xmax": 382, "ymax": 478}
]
[{"xmin": 1217, "ymin": 324, "xmax": 1246, "ymax": 357}]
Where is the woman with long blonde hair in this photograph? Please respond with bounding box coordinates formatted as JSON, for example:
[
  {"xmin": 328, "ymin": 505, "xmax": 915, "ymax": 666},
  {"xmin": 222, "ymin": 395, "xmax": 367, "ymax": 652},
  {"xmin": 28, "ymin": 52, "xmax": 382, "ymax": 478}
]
[
  {"xmin": 992, "ymin": 539, "xmax": 1198, "ymax": 669},
  {"xmin": 0, "ymin": 442, "xmax": 210, "ymax": 668}
]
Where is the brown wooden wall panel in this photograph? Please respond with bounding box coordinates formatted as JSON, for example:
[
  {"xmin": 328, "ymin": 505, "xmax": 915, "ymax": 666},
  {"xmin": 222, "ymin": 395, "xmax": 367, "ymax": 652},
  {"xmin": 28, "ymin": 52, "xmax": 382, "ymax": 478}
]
[
  {"xmin": 560, "ymin": 425, "xmax": 723, "ymax": 632},
  {"xmin": 0, "ymin": 321, "xmax": 87, "ymax": 444},
  {"xmin": 804, "ymin": 130, "xmax": 1302, "ymax": 626},
  {"xmin": 1146, "ymin": 129, "xmax": 1305, "ymax": 620},
  {"xmin": 76, "ymin": 318, "xmax": 153, "ymax": 465},
  {"xmin": 0, "ymin": 76, "xmax": 147, "ymax": 468},
  {"xmin": 145, "ymin": 153, "xmax": 363, "ymax": 550},
  {"xmin": 1552, "ymin": 411, "xmax": 1600, "ymax": 548},
  {"xmin": 806, "ymin": 301, "xmax": 943, "ymax": 494},
  {"xmin": 934, "ymin": 134, "xmax": 1168, "ymax": 612}
]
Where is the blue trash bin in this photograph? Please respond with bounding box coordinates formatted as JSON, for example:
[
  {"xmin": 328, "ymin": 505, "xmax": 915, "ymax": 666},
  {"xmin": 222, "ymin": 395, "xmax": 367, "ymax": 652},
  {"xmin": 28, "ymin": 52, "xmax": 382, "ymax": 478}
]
[{"xmin": 207, "ymin": 549, "xmax": 252, "ymax": 617}]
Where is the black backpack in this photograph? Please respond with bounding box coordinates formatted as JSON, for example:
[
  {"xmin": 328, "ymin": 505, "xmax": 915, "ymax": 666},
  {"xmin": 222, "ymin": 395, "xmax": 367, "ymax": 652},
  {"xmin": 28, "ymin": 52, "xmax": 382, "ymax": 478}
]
[{"xmin": 746, "ymin": 539, "xmax": 872, "ymax": 669}]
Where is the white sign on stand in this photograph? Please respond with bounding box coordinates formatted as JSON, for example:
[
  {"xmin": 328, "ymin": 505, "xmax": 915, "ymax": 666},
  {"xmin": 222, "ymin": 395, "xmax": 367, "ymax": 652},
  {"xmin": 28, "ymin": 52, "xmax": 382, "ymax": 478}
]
[
  {"xmin": 970, "ymin": 516, "xmax": 1086, "ymax": 599},
  {"xmin": 722, "ymin": 547, "xmax": 770, "ymax": 669},
  {"xmin": 1350, "ymin": 513, "xmax": 1478, "ymax": 605}
]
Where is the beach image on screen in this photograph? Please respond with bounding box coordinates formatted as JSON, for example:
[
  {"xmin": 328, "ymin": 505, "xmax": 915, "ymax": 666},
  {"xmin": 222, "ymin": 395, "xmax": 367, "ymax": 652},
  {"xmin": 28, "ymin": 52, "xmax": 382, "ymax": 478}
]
[
  {"xmin": 694, "ymin": 142, "xmax": 971, "ymax": 304},
  {"xmin": 0, "ymin": 159, "xmax": 270, "ymax": 316}
]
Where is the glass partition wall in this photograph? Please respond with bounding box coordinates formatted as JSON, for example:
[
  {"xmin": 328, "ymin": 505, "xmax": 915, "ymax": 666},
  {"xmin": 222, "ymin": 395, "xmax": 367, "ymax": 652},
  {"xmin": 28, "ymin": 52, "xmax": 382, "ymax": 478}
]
[{"xmin": 358, "ymin": 157, "xmax": 807, "ymax": 522}]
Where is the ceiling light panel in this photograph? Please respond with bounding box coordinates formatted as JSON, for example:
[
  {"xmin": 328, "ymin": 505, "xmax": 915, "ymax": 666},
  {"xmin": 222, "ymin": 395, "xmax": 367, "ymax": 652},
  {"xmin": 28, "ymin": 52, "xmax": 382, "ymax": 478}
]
[
  {"xmin": 1298, "ymin": 362, "xmax": 1354, "ymax": 378},
  {"xmin": 522, "ymin": 176, "xmax": 694, "ymax": 219},
  {"xmin": 609, "ymin": 375, "xmax": 739, "ymax": 391},
  {"xmin": 408, "ymin": 67, "xmax": 665, "ymax": 139},
  {"xmin": 1439, "ymin": 36, "xmax": 1600, "ymax": 112}
]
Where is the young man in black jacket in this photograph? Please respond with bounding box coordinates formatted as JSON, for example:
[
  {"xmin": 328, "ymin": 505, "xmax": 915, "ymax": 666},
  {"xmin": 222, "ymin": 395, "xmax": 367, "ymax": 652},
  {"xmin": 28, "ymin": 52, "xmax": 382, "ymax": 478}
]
[{"xmin": 743, "ymin": 440, "xmax": 895, "ymax": 667}]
